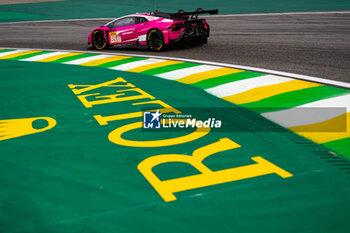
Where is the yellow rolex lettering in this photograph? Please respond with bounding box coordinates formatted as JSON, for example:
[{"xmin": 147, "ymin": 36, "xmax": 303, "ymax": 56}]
[
  {"xmin": 94, "ymin": 112, "xmax": 142, "ymax": 125},
  {"xmin": 138, "ymin": 138, "xmax": 293, "ymax": 202},
  {"xmin": 69, "ymin": 83, "xmax": 135, "ymax": 88},
  {"xmin": 77, "ymin": 93, "xmax": 101, "ymax": 108},
  {"xmin": 108, "ymin": 121, "xmax": 210, "ymax": 147},
  {"xmin": 94, "ymin": 100, "xmax": 181, "ymax": 125},
  {"xmin": 76, "ymin": 88, "xmax": 155, "ymax": 108},
  {"xmin": 68, "ymin": 77, "xmax": 133, "ymax": 95}
]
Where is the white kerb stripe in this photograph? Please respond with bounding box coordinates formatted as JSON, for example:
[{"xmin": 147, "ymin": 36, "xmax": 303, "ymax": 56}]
[
  {"xmin": 109, "ymin": 58, "xmax": 166, "ymax": 71},
  {"xmin": 286, "ymin": 93, "xmax": 350, "ymax": 110},
  {"xmin": 206, "ymin": 75, "xmax": 293, "ymax": 98},
  {"xmin": 21, "ymin": 51, "xmax": 70, "ymax": 61},
  {"xmin": 0, "ymin": 49, "xmax": 28, "ymax": 57},
  {"xmin": 156, "ymin": 65, "xmax": 222, "ymax": 80},
  {"xmin": 64, "ymin": 54, "xmax": 115, "ymax": 64},
  {"xmin": 262, "ymin": 94, "xmax": 350, "ymax": 128}
]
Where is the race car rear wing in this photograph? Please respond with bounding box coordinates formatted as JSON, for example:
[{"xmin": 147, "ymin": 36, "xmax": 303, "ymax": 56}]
[{"xmin": 153, "ymin": 8, "xmax": 218, "ymax": 20}]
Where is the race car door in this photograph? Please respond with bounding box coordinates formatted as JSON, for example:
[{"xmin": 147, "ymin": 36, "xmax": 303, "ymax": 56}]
[{"xmin": 108, "ymin": 17, "xmax": 147, "ymax": 45}]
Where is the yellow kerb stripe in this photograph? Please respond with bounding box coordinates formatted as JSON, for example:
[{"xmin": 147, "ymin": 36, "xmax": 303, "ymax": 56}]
[
  {"xmin": 223, "ymin": 79, "xmax": 322, "ymax": 105},
  {"xmin": 38, "ymin": 52, "xmax": 83, "ymax": 62},
  {"xmin": 0, "ymin": 50, "xmax": 42, "ymax": 59},
  {"xmin": 177, "ymin": 68, "xmax": 243, "ymax": 84},
  {"xmin": 291, "ymin": 112, "xmax": 350, "ymax": 144},
  {"xmin": 81, "ymin": 56, "xmax": 132, "ymax": 66},
  {"xmin": 128, "ymin": 60, "xmax": 183, "ymax": 72}
]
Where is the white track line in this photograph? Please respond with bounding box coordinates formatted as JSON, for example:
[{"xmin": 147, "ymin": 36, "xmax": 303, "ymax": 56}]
[
  {"xmin": 0, "ymin": 49, "xmax": 28, "ymax": 57},
  {"xmin": 1, "ymin": 11, "xmax": 350, "ymax": 24},
  {"xmin": 21, "ymin": 51, "xmax": 68, "ymax": 61},
  {"xmin": 207, "ymin": 11, "xmax": 350, "ymax": 17},
  {"xmin": 157, "ymin": 65, "xmax": 222, "ymax": 80},
  {"xmin": 1, "ymin": 47, "xmax": 349, "ymax": 89},
  {"xmin": 64, "ymin": 54, "xmax": 115, "ymax": 65},
  {"xmin": 0, "ymin": 18, "xmax": 115, "ymax": 24},
  {"xmin": 109, "ymin": 58, "xmax": 166, "ymax": 71},
  {"xmin": 206, "ymin": 75, "xmax": 292, "ymax": 98},
  {"xmin": 262, "ymin": 94, "xmax": 350, "ymax": 128}
]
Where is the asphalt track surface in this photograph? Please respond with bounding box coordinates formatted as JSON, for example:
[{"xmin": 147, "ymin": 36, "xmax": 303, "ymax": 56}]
[{"xmin": 0, "ymin": 13, "xmax": 349, "ymax": 83}]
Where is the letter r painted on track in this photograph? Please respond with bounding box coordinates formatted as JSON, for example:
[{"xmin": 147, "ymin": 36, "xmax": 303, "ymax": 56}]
[{"xmin": 138, "ymin": 138, "xmax": 293, "ymax": 202}]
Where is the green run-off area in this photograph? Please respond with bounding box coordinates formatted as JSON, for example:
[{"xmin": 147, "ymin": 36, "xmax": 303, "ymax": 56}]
[
  {"xmin": 0, "ymin": 0, "xmax": 350, "ymax": 22},
  {"xmin": 0, "ymin": 60, "xmax": 349, "ymax": 233}
]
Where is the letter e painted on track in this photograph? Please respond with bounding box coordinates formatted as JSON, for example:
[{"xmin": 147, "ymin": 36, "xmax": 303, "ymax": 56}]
[{"xmin": 77, "ymin": 88, "xmax": 156, "ymax": 108}]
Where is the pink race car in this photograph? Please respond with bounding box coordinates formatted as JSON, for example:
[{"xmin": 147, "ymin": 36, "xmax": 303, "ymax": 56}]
[{"xmin": 88, "ymin": 8, "xmax": 218, "ymax": 51}]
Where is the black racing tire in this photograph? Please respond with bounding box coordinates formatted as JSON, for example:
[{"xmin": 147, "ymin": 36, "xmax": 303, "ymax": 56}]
[
  {"xmin": 147, "ymin": 29, "xmax": 164, "ymax": 51},
  {"xmin": 92, "ymin": 30, "xmax": 107, "ymax": 50}
]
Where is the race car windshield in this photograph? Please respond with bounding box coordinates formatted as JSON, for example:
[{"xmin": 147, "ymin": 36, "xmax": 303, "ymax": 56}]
[{"xmin": 113, "ymin": 17, "xmax": 136, "ymax": 27}]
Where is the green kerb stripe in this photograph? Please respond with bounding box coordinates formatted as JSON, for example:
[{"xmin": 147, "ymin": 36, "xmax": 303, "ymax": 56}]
[
  {"xmin": 192, "ymin": 71, "xmax": 266, "ymax": 89},
  {"xmin": 141, "ymin": 62, "xmax": 201, "ymax": 75},
  {"xmin": 97, "ymin": 57, "xmax": 149, "ymax": 68},
  {"xmin": 323, "ymin": 137, "xmax": 350, "ymax": 160},
  {"xmin": 0, "ymin": 49, "xmax": 15, "ymax": 53},
  {"xmin": 51, "ymin": 53, "xmax": 98, "ymax": 63},
  {"xmin": 9, "ymin": 51, "xmax": 53, "ymax": 60},
  {"xmin": 241, "ymin": 85, "xmax": 350, "ymax": 113}
]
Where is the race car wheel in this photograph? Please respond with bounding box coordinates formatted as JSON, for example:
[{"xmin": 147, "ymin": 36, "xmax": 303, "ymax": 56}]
[
  {"xmin": 92, "ymin": 30, "xmax": 107, "ymax": 50},
  {"xmin": 147, "ymin": 29, "xmax": 164, "ymax": 51}
]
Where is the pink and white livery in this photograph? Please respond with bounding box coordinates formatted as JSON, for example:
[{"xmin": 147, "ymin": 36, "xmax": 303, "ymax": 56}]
[{"xmin": 88, "ymin": 8, "xmax": 218, "ymax": 51}]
